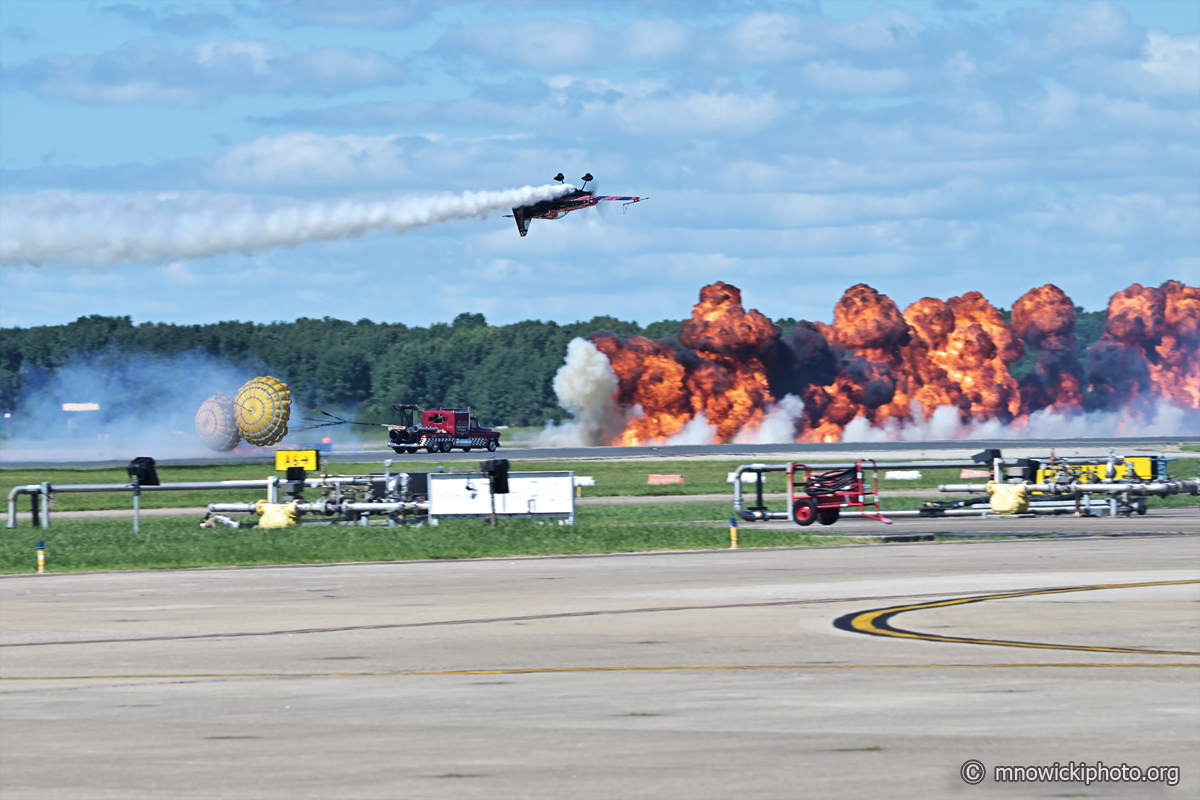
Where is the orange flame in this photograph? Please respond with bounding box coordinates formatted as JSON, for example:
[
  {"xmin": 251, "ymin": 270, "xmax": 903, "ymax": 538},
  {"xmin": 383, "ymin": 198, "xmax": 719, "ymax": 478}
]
[{"xmin": 589, "ymin": 279, "xmax": 1197, "ymax": 444}]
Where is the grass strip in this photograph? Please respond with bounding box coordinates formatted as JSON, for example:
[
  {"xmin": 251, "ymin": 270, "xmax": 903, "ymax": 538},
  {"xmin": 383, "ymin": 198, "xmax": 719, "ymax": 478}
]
[{"xmin": 0, "ymin": 502, "xmax": 860, "ymax": 573}]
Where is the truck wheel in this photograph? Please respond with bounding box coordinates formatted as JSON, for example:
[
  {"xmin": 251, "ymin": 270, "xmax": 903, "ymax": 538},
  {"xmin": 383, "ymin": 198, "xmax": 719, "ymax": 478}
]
[
  {"xmin": 406, "ymin": 447, "xmax": 418, "ymax": 454},
  {"xmin": 486, "ymin": 439, "xmax": 498, "ymax": 452},
  {"xmin": 793, "ymin": 498, "xmax": 817, "ymax": 527},
  {"xmin": 425, "ymin": 443, "xmax": 437, "ymax": 453},
  {"xmin": 438, "ymin": 440, "xmax": 452, "ymax": 453}
]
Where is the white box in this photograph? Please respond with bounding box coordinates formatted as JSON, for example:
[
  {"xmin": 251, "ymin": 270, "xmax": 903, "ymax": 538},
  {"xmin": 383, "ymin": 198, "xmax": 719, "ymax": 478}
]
[{"xmin": 429, "ymin": 471, "xmax": 575, "ymax": 524}]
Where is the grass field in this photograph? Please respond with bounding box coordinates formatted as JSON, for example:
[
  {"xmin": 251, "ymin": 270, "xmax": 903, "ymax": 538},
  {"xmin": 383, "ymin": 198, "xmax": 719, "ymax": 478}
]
[
  {"xmin": 2, "ymin": 455, "xmax": 1195, "ymax": 573},
  {"xmin": 0, "ymin": 502, "xmax": 859, "ymax": 573}
]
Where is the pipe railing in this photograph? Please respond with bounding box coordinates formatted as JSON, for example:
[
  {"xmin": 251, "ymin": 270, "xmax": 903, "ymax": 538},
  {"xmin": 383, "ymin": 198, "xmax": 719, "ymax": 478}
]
[
  {"xmin": 5, "ymin": 474, "xmax": 419, "ymax": 529},
  {"xmin": 731, "ymin": 460, "xmax": 988, "ymax": 522}
]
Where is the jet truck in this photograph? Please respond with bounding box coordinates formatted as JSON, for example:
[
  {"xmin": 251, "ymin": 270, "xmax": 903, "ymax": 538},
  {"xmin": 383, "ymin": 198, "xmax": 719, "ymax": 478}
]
[{"xmin": 387, "ymin": 404, "xmax": 501, "ymax": 454}]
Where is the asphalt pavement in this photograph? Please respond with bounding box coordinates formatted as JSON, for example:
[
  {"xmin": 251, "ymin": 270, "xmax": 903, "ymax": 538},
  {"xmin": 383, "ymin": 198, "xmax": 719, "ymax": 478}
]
[{"xmin": 2, "ymin": 526, "xmax": 1198, "ymax": 799}]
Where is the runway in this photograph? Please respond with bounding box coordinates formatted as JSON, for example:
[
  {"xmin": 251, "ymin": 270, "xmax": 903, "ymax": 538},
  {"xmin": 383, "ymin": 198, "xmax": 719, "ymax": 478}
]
[
  {"xmin": 2, "ymin": 530, "xmax": 1198, "ymax": 798},
  {"xmin": 1, "ymin": 435, "xmax": 1195, "ymax": 469}
]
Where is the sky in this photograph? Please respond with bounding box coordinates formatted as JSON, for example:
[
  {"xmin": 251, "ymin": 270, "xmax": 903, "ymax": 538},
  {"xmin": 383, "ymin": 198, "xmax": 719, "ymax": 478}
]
[{"xmin": 1, "ymin": 0, "xmax": 1197, "ymax": 330}]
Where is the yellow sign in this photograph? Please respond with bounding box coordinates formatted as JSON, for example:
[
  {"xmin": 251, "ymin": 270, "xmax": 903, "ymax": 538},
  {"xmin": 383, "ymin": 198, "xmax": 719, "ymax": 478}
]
[{"xmin": 275, "ymin": 450, "xmax": 318, "ymax": 471}]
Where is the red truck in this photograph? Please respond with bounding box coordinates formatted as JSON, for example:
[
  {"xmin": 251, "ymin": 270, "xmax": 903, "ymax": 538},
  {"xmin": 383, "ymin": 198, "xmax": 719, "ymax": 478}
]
[{"xmin": 387, "ymin": 404, "xmax": 501, "ymax": 454}]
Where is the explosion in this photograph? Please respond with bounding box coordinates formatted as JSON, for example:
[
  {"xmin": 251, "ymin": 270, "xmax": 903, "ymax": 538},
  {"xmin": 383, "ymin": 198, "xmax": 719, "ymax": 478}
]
[{"xmin": 561, "ymin": 279, "xmax": 1198, "ymax": 444}]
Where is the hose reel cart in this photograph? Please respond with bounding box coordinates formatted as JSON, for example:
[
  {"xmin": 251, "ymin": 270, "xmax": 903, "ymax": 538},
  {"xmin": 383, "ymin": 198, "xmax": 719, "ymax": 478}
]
[{"xmin": 788, "ymin": 459, "xmax": 892, "ymax": 526}]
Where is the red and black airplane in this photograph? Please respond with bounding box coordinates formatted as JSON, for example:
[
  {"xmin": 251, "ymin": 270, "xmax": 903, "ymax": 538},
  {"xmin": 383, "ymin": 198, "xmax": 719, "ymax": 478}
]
[{"xmin": 507, "ymin": 174, "xmax": 645, "ymax": 237}]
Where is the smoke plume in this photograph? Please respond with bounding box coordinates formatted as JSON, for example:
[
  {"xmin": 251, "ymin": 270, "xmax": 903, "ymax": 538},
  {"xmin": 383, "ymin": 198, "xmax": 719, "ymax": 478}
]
[
  {"xmin": 534, "ymin": 337, "xmax": 625, "ymax": 447},
  {"xmin": 0, "ymin": 184, "xmax": 572, "ymax": 267}
]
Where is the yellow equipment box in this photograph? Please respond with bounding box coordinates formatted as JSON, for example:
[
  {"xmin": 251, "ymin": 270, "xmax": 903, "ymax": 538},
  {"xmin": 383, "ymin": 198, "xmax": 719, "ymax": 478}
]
[
  {"xmin": 275, "ymin": 449, "xmax": 318, "ymax": 471},
  {"xmin": 1034, "ymin": 456, "xmax": 1155, "ymax": 484}
]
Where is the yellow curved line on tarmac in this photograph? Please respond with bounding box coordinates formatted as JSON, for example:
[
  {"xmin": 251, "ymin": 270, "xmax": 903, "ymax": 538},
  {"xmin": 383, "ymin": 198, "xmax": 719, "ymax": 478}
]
[
  {"xmin": 3, "ymin": 663, "xmax": 1200, "ymax": 681},
  {"xmin": 846, "ymin": 579, "xmax": 1200, "ymax": 656}
]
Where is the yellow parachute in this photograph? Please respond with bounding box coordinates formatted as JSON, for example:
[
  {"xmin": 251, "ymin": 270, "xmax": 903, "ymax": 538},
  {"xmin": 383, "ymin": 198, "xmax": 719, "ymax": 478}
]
[
  {"xmin": 234, "ymin": 376, "xmax": 291, "ymax": 446},
  {"xmin": 195, "ymin": 393, "xmax": 241, "ymax": 452}
]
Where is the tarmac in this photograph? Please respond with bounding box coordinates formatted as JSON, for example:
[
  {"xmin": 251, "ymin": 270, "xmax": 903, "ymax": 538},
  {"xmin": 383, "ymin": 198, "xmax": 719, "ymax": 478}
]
[{"xmin": 2, "ymin": 514, "xmax": 1198, "ymax": 799}]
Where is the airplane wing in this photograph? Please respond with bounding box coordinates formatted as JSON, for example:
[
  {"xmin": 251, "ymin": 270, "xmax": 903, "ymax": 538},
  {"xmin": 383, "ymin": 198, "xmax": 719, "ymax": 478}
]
[{"xmin": 510, "ymin": 207, "xmax": 530, "ymax": 237}]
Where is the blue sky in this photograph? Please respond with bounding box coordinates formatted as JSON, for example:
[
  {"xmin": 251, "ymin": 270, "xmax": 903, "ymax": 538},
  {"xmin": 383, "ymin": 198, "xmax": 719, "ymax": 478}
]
[{"xmin": 1, "ymin": 0, "xmax": 1197, "ymax": 329}]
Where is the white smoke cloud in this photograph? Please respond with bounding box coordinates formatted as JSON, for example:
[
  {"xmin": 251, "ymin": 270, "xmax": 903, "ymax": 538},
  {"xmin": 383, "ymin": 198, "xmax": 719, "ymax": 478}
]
[
  {"xmin": 535, "ymin": 337, "xmax": 625, "ymax": 447},
  {"xmin": 733, "ymin": 394, "xmax": 805, "ymax": 444},
  {"xmin": 842, "ymin": 399, "xmax": 1199, "ymax": 442},
  {"xmin": 663, "ymin": 412, "xmax": 717, "ymax": 445},
  {"xmin": 0, "ymin": 183, "xmax": 572, "ymax": 267},
  {"xmin": 1, "ymin": 349, "xmax": 275, "ymax": 463}
]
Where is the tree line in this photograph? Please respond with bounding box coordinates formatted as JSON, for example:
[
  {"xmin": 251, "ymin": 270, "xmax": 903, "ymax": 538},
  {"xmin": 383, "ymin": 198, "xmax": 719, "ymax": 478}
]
[{"xmin": 0, "ymin": 308, "xmax": 1105, "ymax": 435}]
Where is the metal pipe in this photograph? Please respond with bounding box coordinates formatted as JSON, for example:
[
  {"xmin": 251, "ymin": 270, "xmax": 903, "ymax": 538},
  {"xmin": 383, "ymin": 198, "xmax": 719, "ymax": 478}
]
[
  {"xmin": 938, "ymin": 480, "xmax": 1198, "ymax": 495},
  {"xmin": 6, "ymin": 485, "xmax": 40, "ymax": 529},
  {"xmin": 40, "ymin": 482, "xmax": 49, "ymax": 530},
  {"xmin": 207, "ymin": 503, "xmax": 258, "ymax": 513},
  {"xmin": 206, "ymin": 500, "xmax": 428, "ymax": 515}
]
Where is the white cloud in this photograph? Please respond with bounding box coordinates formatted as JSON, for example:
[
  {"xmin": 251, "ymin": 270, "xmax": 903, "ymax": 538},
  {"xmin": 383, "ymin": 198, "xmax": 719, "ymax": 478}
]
[
  {"xmin": 209, "ymin": 132, "xmax": 413, "ymax": 184},
  {"xmin": 4, "ymin": 37, "xmax": 405, "ymax": 105},
  {"xmin": 799, "ymin": 61, "xmax": 909, "ymax": 95},
  {"xmin": 1130, "ymin": 30, "xmax": 1200, "ymax": 95}
]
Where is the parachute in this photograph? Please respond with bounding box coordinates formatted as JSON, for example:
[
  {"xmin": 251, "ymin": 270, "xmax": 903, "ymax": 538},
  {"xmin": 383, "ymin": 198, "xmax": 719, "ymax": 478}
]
[
  {"xmin": 234, "ymin": 376, "xmax": 291, "ymax": 446},
  {"xmin": 195, "ymin": 392, "xmax": 241, "ymax": 451},
  {"xmin": 194, "ymin": 376, "xmax": 291, "ymax": 451}
]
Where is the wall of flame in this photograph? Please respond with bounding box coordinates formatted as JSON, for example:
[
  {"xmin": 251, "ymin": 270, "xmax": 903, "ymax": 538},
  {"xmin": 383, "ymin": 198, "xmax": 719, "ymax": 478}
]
[{"xmin": 587, "ymin": 280, "xmax": 1199, "ymax": 444}]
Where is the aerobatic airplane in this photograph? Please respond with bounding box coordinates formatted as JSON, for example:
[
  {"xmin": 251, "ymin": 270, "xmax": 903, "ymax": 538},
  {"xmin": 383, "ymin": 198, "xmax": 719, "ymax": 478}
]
[{"xmin": 506, "ymin": 174, "xmax": 645, "ymax": 236}]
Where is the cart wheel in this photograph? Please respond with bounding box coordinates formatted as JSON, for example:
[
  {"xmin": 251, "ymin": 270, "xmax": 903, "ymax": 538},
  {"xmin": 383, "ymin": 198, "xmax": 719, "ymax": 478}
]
[
  {"xmin": 1136, "ymin": 499, "xmax": 1147, "ymax": 515},
  {"xmin": 487, "ymin": 439, "xmax": 498, "ymax": 452},
  {"xmin": 793, "ymin": 498, "xmax": 817, "ymax": 527},
  {"xmin": 817, "ymin": 507, "xmax": 840, "ymax": 526}
]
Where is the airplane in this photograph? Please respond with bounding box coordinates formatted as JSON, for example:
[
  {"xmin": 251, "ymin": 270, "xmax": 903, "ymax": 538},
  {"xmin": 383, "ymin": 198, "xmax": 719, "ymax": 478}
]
[{"xmin": 506, "ymin": 173, "xmax": 646, "ymax": 236}]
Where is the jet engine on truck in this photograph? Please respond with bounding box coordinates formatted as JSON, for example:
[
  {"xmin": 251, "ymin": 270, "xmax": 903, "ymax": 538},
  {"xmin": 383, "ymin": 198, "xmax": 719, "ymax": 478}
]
[{"xmin": 387, "ymin": 404, "xmax": 501, "ymax": 454}]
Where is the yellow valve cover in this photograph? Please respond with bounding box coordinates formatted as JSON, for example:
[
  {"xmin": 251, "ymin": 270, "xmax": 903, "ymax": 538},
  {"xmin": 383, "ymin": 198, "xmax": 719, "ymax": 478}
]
[
  {"xmin": 195, "ymin": 393, "xmax": 241, "ymax": 451},
  {"xmin": 255, "ymin": 500, "xmax": 299, "ymax": 528},
  {"xmin": 986, "ymin": 481, "xmax": 1029, "ymax": 514},
  {"xmin": 235, "ymin": 376, "xmax": 291, "ymax": 446}
]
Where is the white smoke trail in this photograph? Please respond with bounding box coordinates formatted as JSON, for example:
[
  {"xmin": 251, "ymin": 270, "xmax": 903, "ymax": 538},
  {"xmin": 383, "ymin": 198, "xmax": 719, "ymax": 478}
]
[
  {"xmin": 0, "ymin": 184, "xmax": 572, "ymax": 267},
  {"xmin": 535, "ymin": 337, "xmax": 626, "ymax": 447}
]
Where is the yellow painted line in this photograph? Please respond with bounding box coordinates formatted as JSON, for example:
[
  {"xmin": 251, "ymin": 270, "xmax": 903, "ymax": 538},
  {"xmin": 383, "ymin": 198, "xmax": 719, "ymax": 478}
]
[
  {"xmin": 3, "ymin": 663, "xmax": 1199, "ymax": 681},
  {"xmin": 836, "ymin": 579, "xmax": 1200, "ymax": 655}
]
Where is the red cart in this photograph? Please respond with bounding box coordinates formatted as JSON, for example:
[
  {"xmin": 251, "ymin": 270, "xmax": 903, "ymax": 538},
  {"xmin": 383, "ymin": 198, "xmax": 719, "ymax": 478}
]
[{"xmin": 787, "ymin": 459, "xmax": 892, "ymax": 526}]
